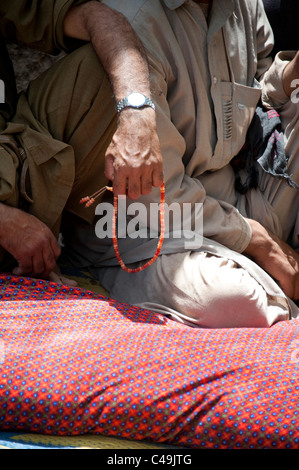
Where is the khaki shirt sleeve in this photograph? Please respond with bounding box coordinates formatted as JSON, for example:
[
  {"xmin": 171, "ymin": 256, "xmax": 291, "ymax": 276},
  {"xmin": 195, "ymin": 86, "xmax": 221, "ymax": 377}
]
[
  {"xmin": 0, "ymin": 0, "xmax": 87, "ymax": 54},
  {"xmin": 101, "ymin": 0, "xmax": 253, "ymax": 253},
  {"xmin": 261, "ymin": 51, "xmax": 297, "ymax": 109},
  {"xmin": 255, "ymin": 0, "xmax": 275, "ymax": 81},
  {"xmin": 259, "ymin": 0, "xmax": 296, "ymax": 109},
  {"xmin": 141, "ymin": 58, "xmax": 252, "ymax": 253}
]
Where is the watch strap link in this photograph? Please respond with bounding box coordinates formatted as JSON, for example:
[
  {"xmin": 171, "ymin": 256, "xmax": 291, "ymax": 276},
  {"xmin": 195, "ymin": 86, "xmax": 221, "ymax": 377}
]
[{"xmin": 116, "ymin": 93, "xmax": 155, "ymax": 112}]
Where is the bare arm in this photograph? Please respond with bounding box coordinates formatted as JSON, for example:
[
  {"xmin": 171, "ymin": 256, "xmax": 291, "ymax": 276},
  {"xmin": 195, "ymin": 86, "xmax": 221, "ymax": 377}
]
[
  {"xmin": 243, "ymin": 218, "xmax": 299, "ymax": 300},
  {"xmin": 63, "ymin": 1, "xmax": 163, "ymax": 199}
]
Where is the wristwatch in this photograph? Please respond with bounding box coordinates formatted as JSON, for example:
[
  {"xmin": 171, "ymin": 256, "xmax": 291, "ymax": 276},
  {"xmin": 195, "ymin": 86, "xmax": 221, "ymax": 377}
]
[{"xmin": 116, "ymin": 92, "xmax": 155, "ymax": 112}]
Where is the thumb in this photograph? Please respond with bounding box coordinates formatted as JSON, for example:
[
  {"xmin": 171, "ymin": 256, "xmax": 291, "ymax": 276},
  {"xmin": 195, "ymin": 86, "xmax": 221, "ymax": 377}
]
[
  {"xmin": 12, "ymin": 265, "xmax": 29, "ymax": 276},
  {"xmin": 105, "ymin": 153, "xmax": 115, "ymax": 182}
]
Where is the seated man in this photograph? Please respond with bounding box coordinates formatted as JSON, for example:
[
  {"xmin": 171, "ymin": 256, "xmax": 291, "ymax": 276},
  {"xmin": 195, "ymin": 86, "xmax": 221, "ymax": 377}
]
[
  {"xmin": 0, "ymin": 0, "xmax": 163, "ymax": 283},
  {"xmin": 64, "ymin": 0, "xmax": 299, "ymax": 328}
]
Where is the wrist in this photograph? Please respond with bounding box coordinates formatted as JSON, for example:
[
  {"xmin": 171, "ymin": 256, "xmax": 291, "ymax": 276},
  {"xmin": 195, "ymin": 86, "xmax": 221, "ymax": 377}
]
[
  {"xmin": 0, "ymin": 203, "xmax": 16, "ymax": 242},
  {"xmin": 242, "ymin": 219, "xmax": 272, "ymax": 256},
  {"xmin": 118, "ymin": 105, "xmax": 157, "ymax": 126}
]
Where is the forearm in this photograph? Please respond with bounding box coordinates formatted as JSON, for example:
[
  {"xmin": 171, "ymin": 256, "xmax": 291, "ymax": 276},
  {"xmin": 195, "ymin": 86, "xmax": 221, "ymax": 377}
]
[
  {"xmin": 63, "ymin": 1, "xmax": 151, "ymax": 101},
  {"xmin": 242, "ymin": 218, "xmax": 299, "ymax": 300},
  {"xmin": 63, "ymin": 1, "xmax": 163, "ymax": 199}
]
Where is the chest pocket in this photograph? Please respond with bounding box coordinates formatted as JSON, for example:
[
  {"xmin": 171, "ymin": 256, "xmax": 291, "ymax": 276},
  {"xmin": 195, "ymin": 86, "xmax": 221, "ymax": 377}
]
[
  {"xmin": 231, "ymin": 78, "xmax": 262, "ymax": 157},
  {"xmin": 213, "ymin": 79, "xmax": 261, "ymax": 167}
]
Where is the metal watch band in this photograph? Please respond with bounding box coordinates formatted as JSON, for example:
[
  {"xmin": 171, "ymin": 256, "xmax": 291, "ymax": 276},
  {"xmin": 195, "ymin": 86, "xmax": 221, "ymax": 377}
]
[{"xmin": 116, "ymin": 93, "xmax": 156, "ymax": 113}]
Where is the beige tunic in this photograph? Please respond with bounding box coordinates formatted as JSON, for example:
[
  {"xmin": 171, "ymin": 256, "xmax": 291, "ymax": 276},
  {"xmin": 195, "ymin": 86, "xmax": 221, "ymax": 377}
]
[
  {"xmin": 74, "ymin": 0, "xmax": 299, "ymax": 326},
  {"xmin": 101, "ymin": 0, "xmax": 277, "ymax": 252}
]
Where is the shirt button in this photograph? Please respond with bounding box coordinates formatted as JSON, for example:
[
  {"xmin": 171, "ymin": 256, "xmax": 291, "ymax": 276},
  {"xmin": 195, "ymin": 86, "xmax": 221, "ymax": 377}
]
[{"xmin": 213, "ymin": 76, "xmax": 218, "ymax": 85}]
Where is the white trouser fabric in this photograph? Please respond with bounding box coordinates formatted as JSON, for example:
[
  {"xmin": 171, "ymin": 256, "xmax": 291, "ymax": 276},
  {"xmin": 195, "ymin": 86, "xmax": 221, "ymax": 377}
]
[{"xmin": 94, "ymin": 250, "xmax": 293, "ymax": 329}]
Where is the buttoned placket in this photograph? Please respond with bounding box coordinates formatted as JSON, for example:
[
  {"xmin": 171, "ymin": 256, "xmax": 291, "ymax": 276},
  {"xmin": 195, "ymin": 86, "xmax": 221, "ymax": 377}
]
[{"xmin": 204, "ymin": 1, "xmax": 236, "ymax": 166}]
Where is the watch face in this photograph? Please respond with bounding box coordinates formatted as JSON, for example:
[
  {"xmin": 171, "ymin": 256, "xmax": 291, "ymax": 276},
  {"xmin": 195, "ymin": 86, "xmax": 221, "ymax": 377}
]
[{"xmin": 127, "ymin": 93, "xmax": 146, "ymax": 107}]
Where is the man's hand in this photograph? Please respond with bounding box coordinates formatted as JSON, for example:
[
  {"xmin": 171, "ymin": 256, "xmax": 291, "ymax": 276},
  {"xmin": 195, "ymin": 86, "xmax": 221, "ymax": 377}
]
[
  {"xmin": 105, "ymin": 107, "xmax": 163, "ymax": 199},
  {"xmin": 0, "ymin": 204, "xmax": 61, "ymax": 278},
  {"xmin": 243, "ymin": 218, "xmax": 299, "ymax": 300}
]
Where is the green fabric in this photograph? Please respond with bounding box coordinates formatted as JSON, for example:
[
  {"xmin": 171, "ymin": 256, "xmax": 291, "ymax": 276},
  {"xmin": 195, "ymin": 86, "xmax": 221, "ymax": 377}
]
[
  {"xmin": 0, "ymin": 0, "xmax": 87, "ymax": 53},
  {"xmin": 0, "ymin": 36, "xmax": 17, "ymax": 125},
  {"xmin": 0, "ymin": 0, "xmax": 87, "ymax": 123},
  {"xmin": 0, "ymin": 1, "xmax": 116, "ymax": 231}
]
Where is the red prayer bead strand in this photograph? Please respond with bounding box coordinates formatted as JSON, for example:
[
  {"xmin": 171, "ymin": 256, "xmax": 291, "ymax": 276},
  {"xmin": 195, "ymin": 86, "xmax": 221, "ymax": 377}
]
[
  {"xmin": 80, "ymin": 183, "xmax": 165, "ymax": 273},
  {"xmin": 111, "ymin": 183, "xmax": 165, "ymax": 273}
]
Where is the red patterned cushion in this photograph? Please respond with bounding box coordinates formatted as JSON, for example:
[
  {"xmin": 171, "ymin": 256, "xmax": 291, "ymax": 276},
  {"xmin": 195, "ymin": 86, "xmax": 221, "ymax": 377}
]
[{"xmin": 0, "ymin": 274, "xmax": 299, "ymax": 449}]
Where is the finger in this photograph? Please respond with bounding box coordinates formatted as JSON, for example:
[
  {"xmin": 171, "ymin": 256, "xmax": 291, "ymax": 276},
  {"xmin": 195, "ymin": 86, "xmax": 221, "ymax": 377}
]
[
  {"xmin": 104, "ymin": 153, "xmax": 115, "ymax": 182},
  {"xmin": 31, "ymin": 255, "xmax": 46, "ymax": 277},
  {"xmin": 31, "ymin": 236, "xmax": 61, "ymax": 279},
  {"xmin": 50, "ymin": 238, "xmax": 61, "ymax": 260},
  {"xmin": 112, "ymin": 171, "xmax": 128, "ymax": 197},
  {"xmin": 48, "ymin": 271, "xmax": 78, "ymax": 287},
  {"xmin": 12, "ymin": 258, "xmax": 34, "ymax": 276},
  {"xmin": 152, "ymin": 167, "xmax": 164, "ymax": 188},
  {"xmin": 40, "ymin": 249, "xmax": 59, "ymax": 278},
  {"xmin": 127, "ymin": 175, "xmax": 141, "ymax": 200},
  {"xmin": 140, "ymin": 175, "xmax": 153, "ymax": 196},
  {"xmin": 13, "ymin": 247, "xmax": 47, "ymax": 277}
]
